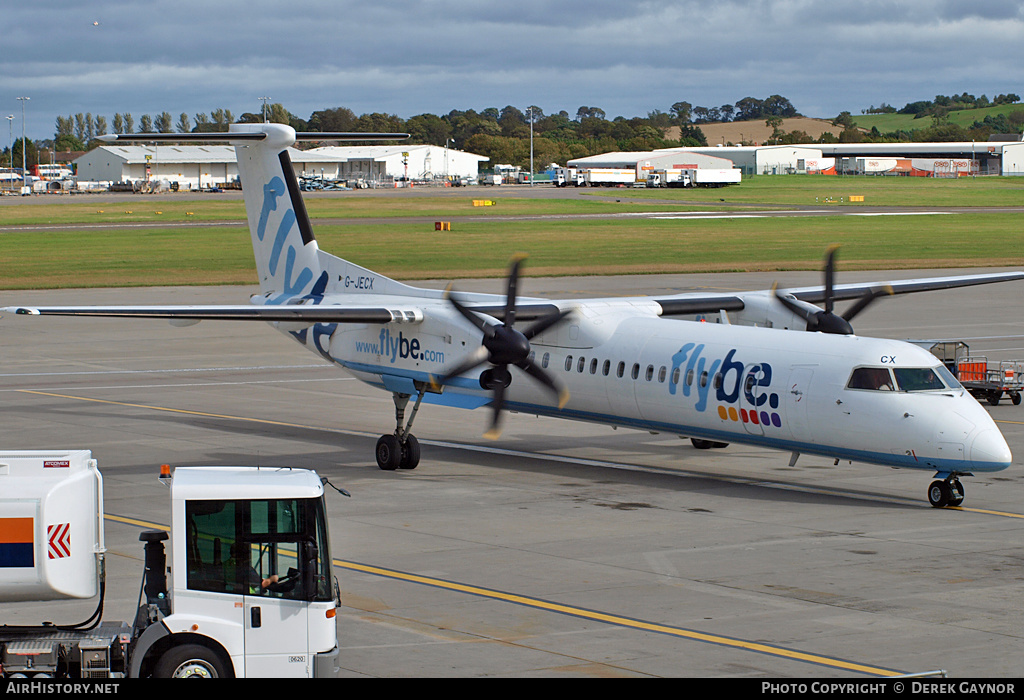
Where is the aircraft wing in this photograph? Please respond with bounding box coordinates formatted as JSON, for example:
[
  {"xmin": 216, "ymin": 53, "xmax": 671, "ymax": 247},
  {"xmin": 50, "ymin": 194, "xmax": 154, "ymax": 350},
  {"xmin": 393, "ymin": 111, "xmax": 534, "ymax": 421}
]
[
  {"xmin": 5, "ymin": 272, "xmax": 1021, "ymax": 323},
  {"xmin": 786, "ymin": 271, "xmax": 1024, "ymax": 304},
  {"xmin": 0, "ymin": 304, "xmax": 419, "ymax": 324},
  {"xmin": 653, "ymin": 271, "xmax": 1024, "ymax": 316}
]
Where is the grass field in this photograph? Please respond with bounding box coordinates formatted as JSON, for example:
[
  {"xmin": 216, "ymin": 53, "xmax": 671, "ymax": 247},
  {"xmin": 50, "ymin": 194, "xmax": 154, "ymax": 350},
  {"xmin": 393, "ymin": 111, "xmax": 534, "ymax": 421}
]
[
  {"xmin": 852, "ymin": 104, "xmax": 1024, "ymax": 134},
  {"xmin": 1, "ymin": 177, "xmax": 1022, "ymax": 289}
]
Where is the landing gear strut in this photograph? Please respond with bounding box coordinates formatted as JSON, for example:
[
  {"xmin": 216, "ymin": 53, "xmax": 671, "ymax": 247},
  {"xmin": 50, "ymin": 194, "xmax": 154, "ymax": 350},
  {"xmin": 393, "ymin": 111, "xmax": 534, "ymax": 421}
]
[
  {"xmin": 376, "ymin": 386, "xmax": 426, "ymax": 471},
  {"xmin": 928, "ymin": 475, "xmax": 965, "ymax": 508}
]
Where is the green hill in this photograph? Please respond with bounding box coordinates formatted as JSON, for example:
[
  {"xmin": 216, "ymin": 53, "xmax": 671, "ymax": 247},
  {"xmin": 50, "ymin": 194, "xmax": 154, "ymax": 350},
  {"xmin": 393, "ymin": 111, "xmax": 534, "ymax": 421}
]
[{"xmin": 852, "ymin": 104, "xmax": 1024, "ymax": 136}]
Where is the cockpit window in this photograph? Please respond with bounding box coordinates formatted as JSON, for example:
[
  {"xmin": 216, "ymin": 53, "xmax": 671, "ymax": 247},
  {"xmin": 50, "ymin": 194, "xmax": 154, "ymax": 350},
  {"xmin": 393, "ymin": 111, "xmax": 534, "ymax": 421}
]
[
  {"xmin": 892, "ymin": 367, "xmax": 947, "ymax": 392},
  {"xmin": 847, "ymin": 367, "xmax": 895, "ymax": 391},
  {"xmin": 934, "ymin": 364, "xmax": 962, "ymax": 390}
]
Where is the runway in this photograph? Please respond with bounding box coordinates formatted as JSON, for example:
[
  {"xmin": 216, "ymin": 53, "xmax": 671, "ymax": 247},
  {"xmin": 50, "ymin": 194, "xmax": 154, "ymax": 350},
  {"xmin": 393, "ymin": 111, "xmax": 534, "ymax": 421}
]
[{"xmin": 2, "ymin": 271, "xmax": 1023, "ymax": 678}]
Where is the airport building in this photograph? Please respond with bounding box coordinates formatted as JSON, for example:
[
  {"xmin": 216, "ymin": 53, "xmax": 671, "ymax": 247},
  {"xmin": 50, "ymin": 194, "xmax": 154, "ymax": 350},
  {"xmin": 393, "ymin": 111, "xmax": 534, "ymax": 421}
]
[
  {"xmin": 568, "ymin": 150, "xmax": 735, "ymax": 173},
  {"xmin": 305, "ymin": 144, "xmax": 489, "ymax": 183},
  {"xmin": 679, "ymin": 140, "xmax": 1024, "ymax": 176},
  {"xmin": 74, "ymin": 143, "xmax": 488, "ymax": 189}
]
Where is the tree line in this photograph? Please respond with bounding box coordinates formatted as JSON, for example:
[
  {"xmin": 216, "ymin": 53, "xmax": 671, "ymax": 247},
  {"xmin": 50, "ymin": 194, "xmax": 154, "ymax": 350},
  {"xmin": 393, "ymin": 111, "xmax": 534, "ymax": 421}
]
[{"xmin": 5, "ymin": 91, "xmax": 1021, "ymax": 170}]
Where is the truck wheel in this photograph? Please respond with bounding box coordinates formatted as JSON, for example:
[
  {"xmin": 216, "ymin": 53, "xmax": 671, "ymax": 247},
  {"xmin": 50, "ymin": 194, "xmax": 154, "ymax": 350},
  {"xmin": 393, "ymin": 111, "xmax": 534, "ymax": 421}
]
[
  {"xmin": 1012, "ymin": 392, "xmax": 1022, "ymax": 406},
  {"xmin": 154, "ymin": 644, "xmax": 229, "ymax": 678},
  {"xmin": 987, "ymin": 392, "xmax": 1001, "ymax": 406}
]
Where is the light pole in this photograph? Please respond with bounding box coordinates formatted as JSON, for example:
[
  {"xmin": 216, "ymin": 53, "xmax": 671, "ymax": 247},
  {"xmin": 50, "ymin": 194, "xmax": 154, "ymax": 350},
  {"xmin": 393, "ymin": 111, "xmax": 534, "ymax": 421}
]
[
  {"xmin": 528, "ymin": 106, "xmax": 534, "ymax": 187},
  {"xmin": 17, "ymin": 97, "xmax": 29, "ymax": 191},
  {"xmin": 6, "ymin": 115, "xmax": 12, "ymax": 172},
  {"xmin": 259, "ymin": 97, "xmax": 271, "ymax": 123}
]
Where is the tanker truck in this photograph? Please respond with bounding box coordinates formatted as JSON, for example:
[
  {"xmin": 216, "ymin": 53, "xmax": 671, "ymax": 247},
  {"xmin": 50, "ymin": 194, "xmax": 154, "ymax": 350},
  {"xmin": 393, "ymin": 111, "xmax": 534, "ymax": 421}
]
[{"xmin": 0, "ymin": 450, "xmax": 341, "ymax": 678}]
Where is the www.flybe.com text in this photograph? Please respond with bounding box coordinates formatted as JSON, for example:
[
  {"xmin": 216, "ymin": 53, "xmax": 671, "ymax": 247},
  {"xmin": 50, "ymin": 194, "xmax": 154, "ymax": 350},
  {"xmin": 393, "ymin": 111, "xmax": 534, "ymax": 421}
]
[{"xmin": 355, "ymin": 328, "xmax": 445, "ymax": 364}]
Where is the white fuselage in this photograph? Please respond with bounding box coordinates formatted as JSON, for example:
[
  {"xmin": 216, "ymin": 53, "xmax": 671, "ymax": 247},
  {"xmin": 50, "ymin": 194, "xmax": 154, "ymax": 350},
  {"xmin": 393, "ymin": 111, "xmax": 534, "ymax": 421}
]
[{"xmin": 279, "ymin": 292, "xmax": 1011, "ymax": 476}]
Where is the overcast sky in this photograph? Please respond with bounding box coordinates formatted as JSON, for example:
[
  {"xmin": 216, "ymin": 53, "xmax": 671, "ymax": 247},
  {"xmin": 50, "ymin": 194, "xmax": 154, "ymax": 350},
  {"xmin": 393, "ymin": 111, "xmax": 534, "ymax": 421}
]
[{"xmin": 3, "ymin": 1, "xmax": 1022, "ymax": 142}]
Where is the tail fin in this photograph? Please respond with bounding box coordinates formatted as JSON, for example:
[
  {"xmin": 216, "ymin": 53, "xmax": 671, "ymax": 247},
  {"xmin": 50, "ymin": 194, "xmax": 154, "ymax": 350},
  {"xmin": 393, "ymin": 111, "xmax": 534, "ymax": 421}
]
[
  {"xmin": 99, "ymin": 124, "xmax": 409, "ymax": 300},
  {"xmin": 231, "ymin": 123, "xmax": 323, "ymax": 299}
]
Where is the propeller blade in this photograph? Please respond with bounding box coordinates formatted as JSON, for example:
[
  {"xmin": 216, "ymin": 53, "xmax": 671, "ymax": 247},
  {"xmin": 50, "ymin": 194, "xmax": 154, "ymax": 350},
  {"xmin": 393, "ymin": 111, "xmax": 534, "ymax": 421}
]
[
  {"xmin": 522, "ymin": 307, "xmax": 573, "ymax": 340},
  {"xmin": 483, "ymin": 382, "xmax": 507, "ymax": 440},
  {"xmin": 446, "ymin": 288, "xmax": 497, "ymax": 339},
  {"xmin": 429, "ymin": 345, "xmax": 490, "ymax": 390},
  {"xmin": 841, "ymin": 285, "xmax": 894, "ymax": 323},
  {"xmin": 772, "ymin": 283, "xmax": 816, "ymax": 322},
  {"xmin": 504, "ymin": 256, "xmax": 526, "ymax": 328},
  {"xmin": 823, "ymin": 245, "xmax": 839, "ymax": 314},
  {"xmin": 517, "ymin": 358, "xmax": 571, "ymax": 409}
]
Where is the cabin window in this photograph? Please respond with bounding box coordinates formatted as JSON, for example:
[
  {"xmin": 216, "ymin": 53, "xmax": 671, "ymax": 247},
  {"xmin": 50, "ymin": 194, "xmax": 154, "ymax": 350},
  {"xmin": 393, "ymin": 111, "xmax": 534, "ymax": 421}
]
[
  {"xmin": 671, "ymin": 367, "xmax": 680, "ymax": 385},
  {"xmin": 617, "ymin": 361, "xmax": 625, "ymax": 378},
  {"xmin": 645, "ymin": 365, "xmax": 654, "ymax": 381},
  {"xmin": 631, "ymin": 363, "xmax": 640, "ymax": 380},
  {"xmin": 602, "ymin": 360, "xmax": 611, "ymax": 376},
  {"xmin": 565, "ymin": 355, "xmax": 573, "ymax": 372},
  {"xmin": 577, "ymin": 356, "xmax": 586, "ymax": 373},
  {"xmin": 542, "ymin": 352, "xmax": 550, "ymax": 369},
  {"xmin": 847, "ymin": 367, "xmax": 895, "ymax": 391},
  {"xmin": 658, "ymin": 366, "xmax": 667, "ymax": 383},
  {"xmin": 590, "ymin": 358, "xmax": 598, "ymax": 375},
  {"xmin": 686, "ymin": 369, "xmax": 695, "ymax": 386},
  {"xmin": 700, "ymin": 371, "xmax": 708, "ymax": 388},
  {"xmin": 713, "ymin": 372, "xmax": 722, "ymax": 390}
]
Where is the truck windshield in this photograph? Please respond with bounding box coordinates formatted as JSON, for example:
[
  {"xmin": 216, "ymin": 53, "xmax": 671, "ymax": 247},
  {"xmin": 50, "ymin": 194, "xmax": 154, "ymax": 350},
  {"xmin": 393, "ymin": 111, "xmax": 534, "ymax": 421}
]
[{"xmin": 186, "ymin": 497, "xmax": 332, "ymax": 602}]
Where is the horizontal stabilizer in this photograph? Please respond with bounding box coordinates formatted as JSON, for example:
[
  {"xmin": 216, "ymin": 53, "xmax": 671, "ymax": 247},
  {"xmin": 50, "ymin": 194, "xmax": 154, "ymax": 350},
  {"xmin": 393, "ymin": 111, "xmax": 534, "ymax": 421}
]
[
  {"xmin": 98, "ymin": 131, "xmax": 409, "ymax": 144},
  {"xmin": 2, "ymin": 305, "xmax": 423, "ymax": 324}
]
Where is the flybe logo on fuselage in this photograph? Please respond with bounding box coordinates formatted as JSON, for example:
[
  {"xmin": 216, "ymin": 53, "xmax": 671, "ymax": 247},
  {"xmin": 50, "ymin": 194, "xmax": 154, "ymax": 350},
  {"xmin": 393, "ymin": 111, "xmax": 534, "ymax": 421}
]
[
  {"xmin": 353, "ymin": 328, "xmax": 446, "ymax": 365},
  {"xmin": 669, "ymin": 343, "xmax": 782, "ymax": 428}
]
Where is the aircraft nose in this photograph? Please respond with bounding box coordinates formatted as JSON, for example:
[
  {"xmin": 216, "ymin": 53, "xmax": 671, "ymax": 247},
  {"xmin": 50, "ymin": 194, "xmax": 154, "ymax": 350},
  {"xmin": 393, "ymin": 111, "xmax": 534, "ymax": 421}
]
[{"xmin": 969, "ymin": 428, "xmax": 1012, "ymax": 470}]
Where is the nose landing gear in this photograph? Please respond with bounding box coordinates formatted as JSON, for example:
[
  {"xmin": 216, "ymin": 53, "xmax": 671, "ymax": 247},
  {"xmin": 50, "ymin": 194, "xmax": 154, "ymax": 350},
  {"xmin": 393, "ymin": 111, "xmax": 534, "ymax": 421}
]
[{"xmin": 928, "ymin": 475, "xmax": 965, "ymax": 508}]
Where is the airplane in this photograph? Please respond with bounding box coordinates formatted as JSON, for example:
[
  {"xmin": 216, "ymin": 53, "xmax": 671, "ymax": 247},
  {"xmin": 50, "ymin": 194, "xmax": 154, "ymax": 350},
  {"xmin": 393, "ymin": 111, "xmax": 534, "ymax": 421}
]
[{"xmin": 3, "ymin": 122, "xmax": 1021, "ymax": 509}]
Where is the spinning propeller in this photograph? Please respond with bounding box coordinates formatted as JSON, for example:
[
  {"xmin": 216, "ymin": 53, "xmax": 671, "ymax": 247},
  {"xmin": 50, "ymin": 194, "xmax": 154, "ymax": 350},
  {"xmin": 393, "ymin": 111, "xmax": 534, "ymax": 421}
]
[
  {"xmin": 772, "ymin": 246, "xmax": 893, "ymax": 334},
  {"xmin": 430, "ymin": 257, "xmax": 571, "ymax": 439}
]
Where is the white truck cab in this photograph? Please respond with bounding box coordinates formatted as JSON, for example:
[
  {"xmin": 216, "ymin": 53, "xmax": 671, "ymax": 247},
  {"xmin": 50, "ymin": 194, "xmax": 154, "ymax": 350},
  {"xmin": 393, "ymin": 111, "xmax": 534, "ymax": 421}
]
[
  {"xmin": 133, "ymin": 466, "xmax": 340, "ymax": 678},
  {"xmin": 1, "ymin": 452, "xmax": 341, "ymax": 679}
]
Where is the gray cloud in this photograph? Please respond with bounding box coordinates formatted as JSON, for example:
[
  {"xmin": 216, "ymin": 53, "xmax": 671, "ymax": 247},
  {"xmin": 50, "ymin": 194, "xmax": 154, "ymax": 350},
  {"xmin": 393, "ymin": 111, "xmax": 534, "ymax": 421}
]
[{"xmin": 2, "ymin": 1, "xmax": 1021, "ymax": 140}]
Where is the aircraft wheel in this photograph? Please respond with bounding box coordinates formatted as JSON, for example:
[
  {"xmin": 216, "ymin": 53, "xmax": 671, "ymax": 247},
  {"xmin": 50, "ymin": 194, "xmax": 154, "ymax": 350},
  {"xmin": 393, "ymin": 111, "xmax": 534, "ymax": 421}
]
[
  {"xmin": 376, "ymin": 435, "xmax": 401, "ymax": 471},
  {"xmin": 928, "ymin": 480, "xmax": 951, "ymax": 508},
  {"xmin": 400, "ymin": 434, "xmax": 420, "ymax": 470},
  {"xmin": 1012, "ymin": 392, "xmax": 1021, "ymax": 406}
]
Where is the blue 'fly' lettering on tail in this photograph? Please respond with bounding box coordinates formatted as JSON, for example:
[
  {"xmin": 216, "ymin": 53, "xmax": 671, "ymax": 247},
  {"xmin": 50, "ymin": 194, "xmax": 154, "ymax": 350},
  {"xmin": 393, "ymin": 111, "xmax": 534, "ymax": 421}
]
[
  {"xmin": 257, "ymin": 177, "xmax": 286, "ymax": 241},
  {"xmin": 269, "ymin": 209, "xmax": 297, "ymax": 276},
  {"xmin": 281, "ymin": 245, "xmax": 313, "ymax": 295}
]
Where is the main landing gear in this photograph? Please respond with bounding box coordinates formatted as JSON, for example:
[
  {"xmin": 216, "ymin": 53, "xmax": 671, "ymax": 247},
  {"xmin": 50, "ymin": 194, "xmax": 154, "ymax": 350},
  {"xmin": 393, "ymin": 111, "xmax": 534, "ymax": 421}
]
[
  {"xmin": 376, "ymin": 388, "xmax": 426, "ymax": 471},
  {"xmin": 928, "ymin": 474, "xmax": 966, "ymax": 508}
]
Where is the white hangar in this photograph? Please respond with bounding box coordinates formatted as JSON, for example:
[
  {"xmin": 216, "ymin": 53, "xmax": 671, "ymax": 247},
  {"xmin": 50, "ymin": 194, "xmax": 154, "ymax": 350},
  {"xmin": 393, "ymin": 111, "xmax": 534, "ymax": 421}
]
[
  {"xmin": 74, "ymin": 143, "xmax": 488, "ymax": 189},
  {"xmin": 74, "ymin": 145, "xmax": 242, "ymax": 189},
  {"xmin": 681, "ymin": 141, "xmax": 1024, "ymax": 176},
  {"xmin": 568, "ymin": 149, "xmax": 735, "ymax": 175},
  {"xmin": 304, "ymin": 144, "xmax": 489, "ymax": 182}
]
